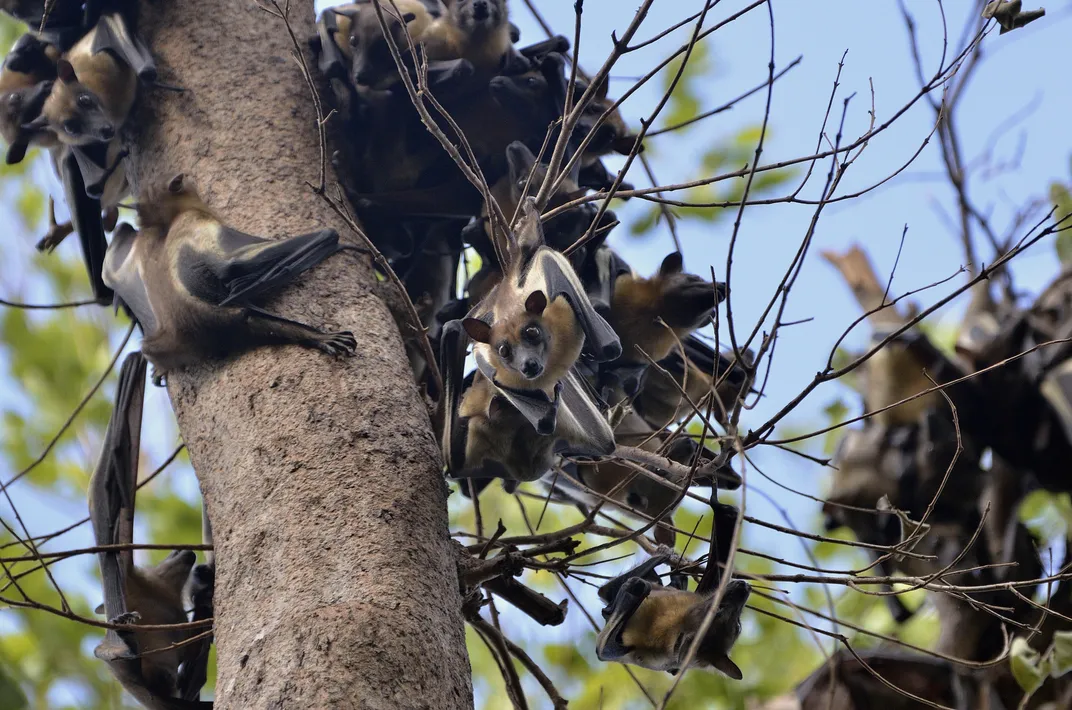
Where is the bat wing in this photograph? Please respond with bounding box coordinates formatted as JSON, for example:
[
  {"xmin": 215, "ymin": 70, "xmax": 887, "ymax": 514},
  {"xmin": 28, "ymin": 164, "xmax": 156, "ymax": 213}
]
[
  {"xmin": 596, "ymin": 577, "xmax": 652, "ymax": 661},
  {"xmin": 103, "ymin": 223, "xmax": 158, "ymax": 335},
  {"xmin": 315, "ymin": 9, "xmax": 348, "ymax": 80},
  {"xmin": 597, "ymin": 553, "xmax": 670, "ymax": 605},
  {"xmin": 554, "ymin": 371, "xmax": 614, "ymax": 456},
  {"xmin": 523, "ymin": 246, "xmax": 621, "ymax": 362},
  {"xmin": 474, "ymin": 350, "xmax": 559, "ymax": 435},
  {"xmin": 59, "ymin": 148, "xmax": 112, "ymax": 304},
  {"xmin": 439, "ymin": 319, "xmax": 470, "ymax": 475},
  {"xmin": 210, "ymin": 226, "xmax": 342, "ymax": 307},
  {"xmin": 90, "ymin": 12, "xmax": 156, "ymax": 82},
  {"xmin": 88, "ymin": 351, "xmax": 146, "ymax": 661}
]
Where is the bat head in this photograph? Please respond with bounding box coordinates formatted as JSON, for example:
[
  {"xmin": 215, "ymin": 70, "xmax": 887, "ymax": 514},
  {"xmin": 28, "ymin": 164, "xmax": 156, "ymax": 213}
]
[
  {"xmin": 450, "ymin": 0, "xmax": 508, "ymax": 36},
  {"xmin": 134, "ymin": 173, "xmax": 210, "ymax": 231},
  {"xmin": 489, "ymin": 68, "xmax": 552, "ymax": 120},
  {"xmin": 344, "ymin": 2, "xmax": 426, "ymax": 90},
  {"xmin": 0, "ymin": 79, "xmax": 53, "ymax": 155},
  {"xmin": 679, "ymin": 579, "xmax": 750, "ymax": 678},
  {"xmin": 652, "ymin": 252, "xmax": 726, "ymax": 331},
  {"xmin": 464, "ymin": 290, "xmax": 555, "ymax": 382},
  {"xmin": 576, "ymin": 77, "xmax": 640, "ymax": 158},
  {"xmin": 30, "ymin": 59, "xmax": 118, "ymax": 145}
]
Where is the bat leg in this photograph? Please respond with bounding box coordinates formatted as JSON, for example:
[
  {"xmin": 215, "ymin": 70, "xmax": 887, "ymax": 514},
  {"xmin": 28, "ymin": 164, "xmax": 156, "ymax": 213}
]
[
  {"xmin": 597, "ymin": 577, "xmax": 651, "ymax": 660},
  {"xmin": 244, "ymin": 305, "xmax": 357, "ymax": 358},
  {"xmin": 35, "ymin": 198, "xmax": 75, "ymax": 252}
]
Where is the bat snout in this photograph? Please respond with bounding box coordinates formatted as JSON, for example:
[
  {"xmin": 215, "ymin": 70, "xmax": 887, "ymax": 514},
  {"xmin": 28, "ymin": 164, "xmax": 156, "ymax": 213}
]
[{"xmin": 521, "ymin": 359, "xmax": 543, "ymax": 378}]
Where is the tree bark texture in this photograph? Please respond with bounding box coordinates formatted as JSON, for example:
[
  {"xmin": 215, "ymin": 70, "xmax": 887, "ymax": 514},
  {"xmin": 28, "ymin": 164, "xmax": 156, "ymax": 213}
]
[{"xmin": 130, "ymin": 2, "xmax": 474, "ymax": 707}]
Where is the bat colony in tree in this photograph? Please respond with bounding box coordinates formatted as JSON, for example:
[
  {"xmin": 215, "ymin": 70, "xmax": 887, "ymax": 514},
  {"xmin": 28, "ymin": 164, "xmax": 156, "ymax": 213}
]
[{"xmin": 0, "ymin": 0, "xmax": 1065, "ymax": 707}]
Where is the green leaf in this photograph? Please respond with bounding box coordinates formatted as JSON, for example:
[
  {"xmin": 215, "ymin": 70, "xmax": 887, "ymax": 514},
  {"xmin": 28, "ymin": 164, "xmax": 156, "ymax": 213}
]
[
  {"xmin": 1050, "ymin": 630, "xmax": 1072, "ymax": 678},
  {"xmin": 1010, "ymin": 637, "xmax": 1046, "ymax": 694},
  {"xmin": 0, "ymin": 661, "xmax": 27, "ymax": 710}
]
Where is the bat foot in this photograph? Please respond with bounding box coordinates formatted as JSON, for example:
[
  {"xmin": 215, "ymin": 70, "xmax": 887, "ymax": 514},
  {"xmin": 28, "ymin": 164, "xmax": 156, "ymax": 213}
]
[
  {"xmin": 35, "ymin": 199, "xmax": 74, "ymax": 253},
  {"xmin": 316, "ymin": 331, "xmax": 357, "ymax": 357},
  {"xmin": 110, "ymin": 611, "xmax": 141, "ymax": 625}
]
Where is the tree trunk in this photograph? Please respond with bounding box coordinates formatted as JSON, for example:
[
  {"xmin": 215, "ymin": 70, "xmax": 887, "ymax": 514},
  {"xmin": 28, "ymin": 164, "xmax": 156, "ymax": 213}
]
[{"xmin": 130, "ymin": 2, "xmax": 473, "ymax": 707}]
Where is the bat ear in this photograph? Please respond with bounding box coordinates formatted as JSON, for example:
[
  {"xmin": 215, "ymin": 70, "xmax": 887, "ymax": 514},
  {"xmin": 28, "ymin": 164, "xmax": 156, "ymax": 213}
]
[
  {"xmin": 168, "ymin": 173, "xmax": 185, "ymax": 193},
  {"xmin": 506, "ymin": 141, "xmax": 536, "ymax": 183},
  {"xmin": 463, "ymin": 317, "xmax": 492, "ymax": 344},
  {"xmin": 5, "ymin": 140, "xmax": 28, "ymax": 165},
  {"xmin": 659, "ymin": 251, "xmax": 683, "ymax": 276},
  {"xmin": 711, "ymin": 654, "xmax": 743, "ymax": 680},
  {"xmin": 56, "ymin": 59, "xmax": 76, "ymax": 83},
  {"xmin": 94, "ymin": 602, "xmax": 105, "ymax": 615},
  {"xmin": 525, "ymin": 290, "xmax": 547, "ymax": 314},
  {"xmin": 592, "ymin": 75, "xmax": 609, "ymax": 100}
]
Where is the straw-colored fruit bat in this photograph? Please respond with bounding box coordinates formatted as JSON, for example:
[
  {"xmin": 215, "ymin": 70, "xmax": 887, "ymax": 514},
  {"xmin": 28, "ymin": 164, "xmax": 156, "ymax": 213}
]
[
  {"xmin": 475, "ymin": 140, "xmax": 611, "ymax": 255},
  {"xmin": 596, "ymin": 523, "xmax": 749, "ymax": 679},
  {"xmin": 422, "ymin": 0, "xmax": 513, "ymax": 74},
  {"xmin": 608, "ymin": 252, "xmax": 725, "ymax": 366},
  {"xmin": 88, "ymin": 351, "xmax": 213, "ymax": 708},
  {"xmin": 0, "ymin": 32, "xmax": 61, "ymax": 165},
  {"xmin": 102, "ymin": 174, "xmax": 358, "ymax": 384},
  {"xmin": 29, "ymin": 12, "xmax": 156, "ymax": 145},
  {"xmin": 462, "ymin": 198, "xmax": 619, "ymax": 432},
  {"xmin": 634, "ymin": 336, "xmax": 753, "ymax": 428}
]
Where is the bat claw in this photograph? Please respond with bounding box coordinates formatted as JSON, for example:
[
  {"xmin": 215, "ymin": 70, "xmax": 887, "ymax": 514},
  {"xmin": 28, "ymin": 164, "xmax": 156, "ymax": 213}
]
[
  {"xmin": 110, "ymin": 610, "xmax": 141, "ymax": 625},
  {"xmin": 318, "ymin": 331, "xmax": 357, "ymax": 357},
  {"xmin": 151, "ymin": 368, "xmax": 168, "ymax": 387}
]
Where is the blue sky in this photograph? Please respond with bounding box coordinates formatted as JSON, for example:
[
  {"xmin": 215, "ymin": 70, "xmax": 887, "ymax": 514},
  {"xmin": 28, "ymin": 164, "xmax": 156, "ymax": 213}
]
[{"xmin": 3, "ymin": 0, "xmax": 1072, "ymax": 702}]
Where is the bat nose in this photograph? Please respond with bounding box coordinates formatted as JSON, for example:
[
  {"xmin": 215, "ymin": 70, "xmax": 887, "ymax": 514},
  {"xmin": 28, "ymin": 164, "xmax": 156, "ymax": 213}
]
[
  {"xmin": 521, "ymin": 359, "xmax": 542, "ymax": 378},
  {"xmin": 472, "ymin": 0, "xmax": 489, "ymax": 20},
  {"xmin": 99, "ymin": 124, "xmax": 115, "ymax": 140}
]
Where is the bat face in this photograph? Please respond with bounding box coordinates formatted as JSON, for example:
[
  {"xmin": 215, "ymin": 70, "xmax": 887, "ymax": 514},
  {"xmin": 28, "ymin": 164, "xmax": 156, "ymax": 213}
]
[
  {"xmin": 488, "ymin": 69, "xmax": 550, "ymax": 117},
  {"xmin": 37, "ymin": 64, "xmax": 118, "ymax": 145},
  {"xmin": 450, "ymin": 0, "xmax": 508, "ymax": 35},
  {"xmin": 466, "ymin": 292, "xmax": 554, "ymax": 381},
  {"xmin": 346, "ymin": 3, "xmax": 425, "ymax": 89},
  {"xmin": 654, "ymin": 252, "xmax": 725, "ymax": 330}
]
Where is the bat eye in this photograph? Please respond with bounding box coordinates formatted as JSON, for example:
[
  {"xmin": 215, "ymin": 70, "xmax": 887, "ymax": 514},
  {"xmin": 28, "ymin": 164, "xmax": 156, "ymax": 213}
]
[
  {"xmin": 497, "ymin": 343, "xmax": 512, "ymax": 360},
  {"xmin": 526, "ymin": 77, "xmax": 540, "ymax": 88},
  {"xmin": 63, "ymin": 119, "xmax": 81, "ymax": 135},
  {"xmin": 76, "ymin": 93, "xmax": 94, "ymax": 109},
  {"xmin": 522, "ymin": 325, "xmax": 541, "ymax": 343},
  {"xmin": 349, "ymin": 34, "xmax": 359, "ymax": 47}
]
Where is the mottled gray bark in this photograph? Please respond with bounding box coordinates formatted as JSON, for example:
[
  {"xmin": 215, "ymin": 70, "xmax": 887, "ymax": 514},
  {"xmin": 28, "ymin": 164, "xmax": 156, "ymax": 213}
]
[{"xmin": 130, "ymin": 2, "xmax": 473, "ymax": 707}]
